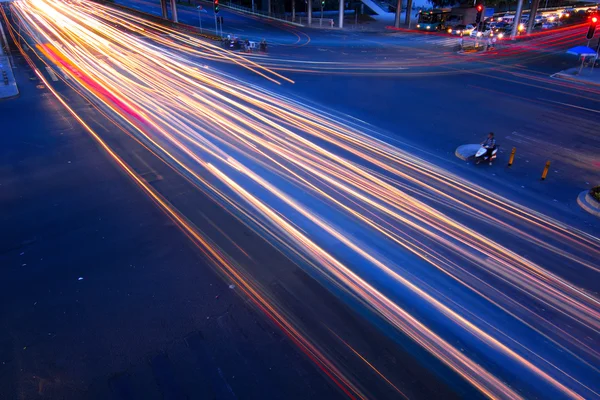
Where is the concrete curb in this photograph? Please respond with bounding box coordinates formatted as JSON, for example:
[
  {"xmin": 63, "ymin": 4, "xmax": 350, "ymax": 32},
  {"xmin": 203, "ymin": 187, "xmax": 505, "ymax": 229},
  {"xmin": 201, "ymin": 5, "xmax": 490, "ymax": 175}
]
[
  {"xmin": 551, "ymin": 72, "xmax": 600, "ymax": 88},
  {"xmin": 455, "ymin": 144, "xmax": 480, "ymax": 161},
  {"xmin": 457, "ymin": 49, "xmax": 486, "ymax": 56},
  {"xmin": 577, "ymin": 190, "xmax": 600, "ymax": 218},
  {"xmin": 0, "ymin": 56, "xmax": 19, "ymax": 100}
]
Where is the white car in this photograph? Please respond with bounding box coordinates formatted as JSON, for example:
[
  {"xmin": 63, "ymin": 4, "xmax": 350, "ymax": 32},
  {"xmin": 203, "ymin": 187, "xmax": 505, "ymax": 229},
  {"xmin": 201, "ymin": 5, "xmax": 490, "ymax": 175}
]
[
  {"xmin": 448, "ymin": 24, "xmax": 476, "ymax": 35},
  {"xmin": 470, "ymin": 28, "xmax": 492, "ymax": 37},
  {"xmin": 462, "ymin": 24, "xmax": 477, "ymax": 35}
]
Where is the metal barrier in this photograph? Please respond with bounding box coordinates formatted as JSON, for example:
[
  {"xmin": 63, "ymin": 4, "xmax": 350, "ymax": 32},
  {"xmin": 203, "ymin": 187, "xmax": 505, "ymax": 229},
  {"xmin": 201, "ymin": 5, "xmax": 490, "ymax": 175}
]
[
  {"xmin": 297, "ymin": 16, "xmax": 335, "ymax": 28},
  {"xmin": 224, "ymin": 2, "xmax": 304, "ymax": 26}
]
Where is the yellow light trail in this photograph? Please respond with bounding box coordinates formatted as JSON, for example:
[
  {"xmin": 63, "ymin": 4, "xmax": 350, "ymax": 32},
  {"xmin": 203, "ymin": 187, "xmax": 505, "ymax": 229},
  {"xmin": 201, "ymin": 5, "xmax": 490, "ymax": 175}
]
[{"xmin": 8, "ymin": 1, "xmax": 600, "ymax": 398}]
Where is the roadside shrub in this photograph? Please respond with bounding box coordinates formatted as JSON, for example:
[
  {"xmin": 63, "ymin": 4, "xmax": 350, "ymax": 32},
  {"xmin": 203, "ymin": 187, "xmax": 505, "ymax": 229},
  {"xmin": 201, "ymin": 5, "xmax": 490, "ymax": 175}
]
[{"xmin": 591, "ymin": 186, "xmax": 600, "ymax": 202}]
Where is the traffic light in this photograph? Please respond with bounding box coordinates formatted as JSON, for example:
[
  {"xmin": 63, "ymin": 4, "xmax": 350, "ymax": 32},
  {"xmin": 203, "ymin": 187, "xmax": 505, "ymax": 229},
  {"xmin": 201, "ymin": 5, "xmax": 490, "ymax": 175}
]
[
  {"xmin": 321, "ymin": 0, "xmax": 325, "ymax": 7},
  {"xmin": 214, "ymin": 0, "xmax": 220, "ymax": 14},
  {"xmin": 587, "ymin": 14, "xmax": 598, "ymax": 40},
  {"xmin": 475, "ymin": 5, "xmax": 483, "ymax": 24}
]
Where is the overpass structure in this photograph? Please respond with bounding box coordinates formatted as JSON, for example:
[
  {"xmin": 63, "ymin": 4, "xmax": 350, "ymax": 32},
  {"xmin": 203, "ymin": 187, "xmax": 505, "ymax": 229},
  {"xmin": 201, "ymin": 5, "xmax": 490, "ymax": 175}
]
[{"xmin": 159, "ymin": 0, "xmax": 178, "ymax": 22}]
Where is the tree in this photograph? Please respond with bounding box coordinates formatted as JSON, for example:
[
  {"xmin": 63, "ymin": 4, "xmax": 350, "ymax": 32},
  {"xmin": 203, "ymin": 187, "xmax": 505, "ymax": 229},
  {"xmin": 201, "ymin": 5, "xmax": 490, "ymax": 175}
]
[{"xmin": 428, "ymin": 0, "xmax": 457, "ymax": 8}]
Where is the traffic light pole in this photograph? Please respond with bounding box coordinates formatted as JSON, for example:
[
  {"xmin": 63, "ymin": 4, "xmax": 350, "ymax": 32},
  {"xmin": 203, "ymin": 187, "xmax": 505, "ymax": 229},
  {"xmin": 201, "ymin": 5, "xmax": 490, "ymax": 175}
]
[
  {"xmin": 394, "ymin": 0, "xmax": 401, "ymax": 28},
  {"xmin": 338, "ymin": 0, "xmax": 344, "ymax": 28},
  {"xmin": 320, "ymin": 1, "xmax": 323, "ymax": 22},
  {"xmin": 510, "ymin": 0, "xmax": 524, "ymax": 40}
]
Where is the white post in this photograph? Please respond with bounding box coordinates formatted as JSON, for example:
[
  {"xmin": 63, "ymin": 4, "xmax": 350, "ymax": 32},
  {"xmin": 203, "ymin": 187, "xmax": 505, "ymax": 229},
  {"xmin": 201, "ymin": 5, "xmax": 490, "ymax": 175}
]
[{"xmin": 338, "ymin": 0, "xmax": 344, "ymax": 28}]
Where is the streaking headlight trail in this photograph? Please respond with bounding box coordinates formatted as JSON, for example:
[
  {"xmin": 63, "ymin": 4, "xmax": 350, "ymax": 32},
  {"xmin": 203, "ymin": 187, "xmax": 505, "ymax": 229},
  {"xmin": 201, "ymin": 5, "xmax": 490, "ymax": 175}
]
[{"xmin": 7, "ymin": 1, "xmax": 600, "ymax": 398}]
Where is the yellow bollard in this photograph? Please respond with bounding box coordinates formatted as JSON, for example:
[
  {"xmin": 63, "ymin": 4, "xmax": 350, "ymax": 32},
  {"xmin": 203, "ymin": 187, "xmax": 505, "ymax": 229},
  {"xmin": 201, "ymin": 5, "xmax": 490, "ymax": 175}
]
[
  {"xmin": 508, "ymin": 147, "xmax": 516, "ymax": 167},
  {"xmin": 541, "ymin": 161, "xmax": 551, "ymax": 180}
]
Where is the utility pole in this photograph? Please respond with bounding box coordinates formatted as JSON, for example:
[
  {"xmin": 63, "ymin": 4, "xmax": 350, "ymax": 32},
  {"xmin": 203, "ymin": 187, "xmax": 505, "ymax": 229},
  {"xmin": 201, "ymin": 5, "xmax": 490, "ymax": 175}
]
[
  {"xmin": 405, "ymin": 0, "xmax": 413, "ymax": 25},
  {"xmin": 308, "ymin": 0, "xmax": 312, "ymax": 25},
  {"xmin": 268, "ymin": 0, "xmax": 271, "ymax": 16},
  {"xmin": 338, "ymin": 0, "xmax": 344, "ymax": 28},
  {"xmin": 526, "ymin": 0, "xmax": 540, "ymax": 34},
  {"xmin": 292, "ymin": 0, "xmax": 296, "ymax": 22},
  {"xmin": 394, "ymin": 0, "xmax": 401, "ymax": 28},
  {"xmin": 170, "ymin": 0, "xmax": 178, "ymax": 22},
  {"xmin": 510, "ymin": 0, "xmax": 524, "ymax": 40}
]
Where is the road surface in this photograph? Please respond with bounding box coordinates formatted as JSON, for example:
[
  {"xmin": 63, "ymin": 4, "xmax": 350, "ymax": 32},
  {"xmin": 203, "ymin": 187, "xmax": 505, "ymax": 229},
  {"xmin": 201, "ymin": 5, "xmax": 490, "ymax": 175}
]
[{"xmin": 1, "ymin": 1, "xmax": 599, "ymax": 399}]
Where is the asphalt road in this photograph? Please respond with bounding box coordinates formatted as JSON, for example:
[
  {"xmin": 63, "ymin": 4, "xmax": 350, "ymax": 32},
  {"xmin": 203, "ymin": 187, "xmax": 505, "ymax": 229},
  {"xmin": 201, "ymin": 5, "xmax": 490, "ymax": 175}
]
[
  {"xmin": 2, "ymin": 1, "xmax": 600, "ymax": 399},
  {"xmin": 0, "ymin": 18, "xmax": 347, "ymax": 400},
  {"xmin": 0, "ymin": 5, "xmax": 468, "ymax": 400}
]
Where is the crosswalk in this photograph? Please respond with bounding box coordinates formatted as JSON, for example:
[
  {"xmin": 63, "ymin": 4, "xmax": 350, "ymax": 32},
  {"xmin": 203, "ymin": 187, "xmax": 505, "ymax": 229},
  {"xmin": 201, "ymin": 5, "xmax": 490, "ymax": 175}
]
[{"xmin": 389, "ymin": 32, "xmax": 473, "ymax": 48}]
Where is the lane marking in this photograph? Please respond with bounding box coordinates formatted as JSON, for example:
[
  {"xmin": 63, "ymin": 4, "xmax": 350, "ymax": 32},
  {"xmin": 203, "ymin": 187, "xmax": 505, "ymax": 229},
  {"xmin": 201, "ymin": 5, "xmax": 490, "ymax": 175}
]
[
  {"xmin": 45, "ymin": 66, "xmax": 58, "ymax": 81},
  {"xmin": 538, "ymin": 98, "xmax": 600, "ymax": 114}
]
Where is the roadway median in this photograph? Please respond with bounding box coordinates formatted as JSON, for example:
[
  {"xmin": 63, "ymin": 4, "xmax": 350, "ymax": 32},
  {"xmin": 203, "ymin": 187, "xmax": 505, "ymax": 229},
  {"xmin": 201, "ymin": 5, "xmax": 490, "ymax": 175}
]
[{"xmin": 578, "ymin": 186, "xmax": 600, "ymax": 217}]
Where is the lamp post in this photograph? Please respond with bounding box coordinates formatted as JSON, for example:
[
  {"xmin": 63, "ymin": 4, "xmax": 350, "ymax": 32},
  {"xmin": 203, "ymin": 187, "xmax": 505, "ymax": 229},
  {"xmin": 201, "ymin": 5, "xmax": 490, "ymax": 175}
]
[{"xmin": 197, "ymin": 5, "xmax": 203, "ymax": 33}]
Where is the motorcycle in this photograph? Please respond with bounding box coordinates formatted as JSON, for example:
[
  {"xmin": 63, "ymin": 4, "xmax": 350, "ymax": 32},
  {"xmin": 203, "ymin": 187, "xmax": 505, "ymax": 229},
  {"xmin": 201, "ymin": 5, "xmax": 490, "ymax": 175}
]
[{"xmin": 475, "ymin": 145, "xmax": 498, "ymax": 165}]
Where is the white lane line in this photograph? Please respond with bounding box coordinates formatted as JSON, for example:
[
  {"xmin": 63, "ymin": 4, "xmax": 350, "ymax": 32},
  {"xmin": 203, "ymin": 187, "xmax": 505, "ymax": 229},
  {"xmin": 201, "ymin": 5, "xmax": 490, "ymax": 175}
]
[
  {"xmin": 45, "ymin": 66, "xmax": 59, "ymax": 81},
  {"xmin": 538, "ymin": 98, "xmax": 600, "ymax": 114}
]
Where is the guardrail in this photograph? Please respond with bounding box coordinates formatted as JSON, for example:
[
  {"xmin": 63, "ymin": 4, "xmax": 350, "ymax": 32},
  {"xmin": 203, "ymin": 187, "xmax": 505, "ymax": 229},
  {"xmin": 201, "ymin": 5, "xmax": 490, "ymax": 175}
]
[
  {"xmin": 221, "ymin": 1, "xmax": 335, "ymax": 28},
  {"xmin": 93, "ymin": 0, "xmax": 222, "ymax": 40},
  {"xmin": 223, "ymin": 1, "xmax": 304, "ymax": 27},
  {"xmin": 297, "ymin": 16, "xmax": 335, "ymax": 28}
]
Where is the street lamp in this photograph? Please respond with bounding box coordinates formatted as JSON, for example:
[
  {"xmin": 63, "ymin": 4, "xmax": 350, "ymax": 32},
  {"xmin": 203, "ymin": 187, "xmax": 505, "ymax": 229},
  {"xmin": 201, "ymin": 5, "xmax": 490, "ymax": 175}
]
[{"xmin": 196, "ymin": 5, "xmax": 203, "ymax": 33}]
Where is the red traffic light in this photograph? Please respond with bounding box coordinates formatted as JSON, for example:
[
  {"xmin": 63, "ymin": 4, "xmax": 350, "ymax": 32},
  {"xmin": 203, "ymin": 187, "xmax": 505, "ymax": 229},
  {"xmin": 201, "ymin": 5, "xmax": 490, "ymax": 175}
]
[{"xmin": 476, "ymin": 5, "xmax": 483, "ymax": 12}]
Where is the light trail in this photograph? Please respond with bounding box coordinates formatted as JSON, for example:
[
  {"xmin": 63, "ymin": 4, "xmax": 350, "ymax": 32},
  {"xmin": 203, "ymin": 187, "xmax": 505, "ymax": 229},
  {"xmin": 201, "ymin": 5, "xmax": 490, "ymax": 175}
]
[{"xmin": 8, "ymin": 1, "xmax": 600, "ymax": 398}]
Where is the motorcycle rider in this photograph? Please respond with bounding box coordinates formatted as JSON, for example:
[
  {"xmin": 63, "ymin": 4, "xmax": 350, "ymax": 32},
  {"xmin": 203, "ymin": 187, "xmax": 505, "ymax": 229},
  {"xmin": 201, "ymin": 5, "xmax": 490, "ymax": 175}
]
[{"xmin": 479, "ymin": 132, "xmax": 497, "ymax": 163}]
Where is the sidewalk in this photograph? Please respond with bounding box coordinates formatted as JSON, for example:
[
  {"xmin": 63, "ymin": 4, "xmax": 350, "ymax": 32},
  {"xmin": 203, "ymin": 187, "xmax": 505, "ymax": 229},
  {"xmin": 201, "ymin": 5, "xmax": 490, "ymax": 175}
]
[
  {"xmin": 0, "ymin": 18, "xmax": 19, "ymax": 100},
  {"xmin": 552, "ymin": 66, "xmax": 600, "ymax": 87}
]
